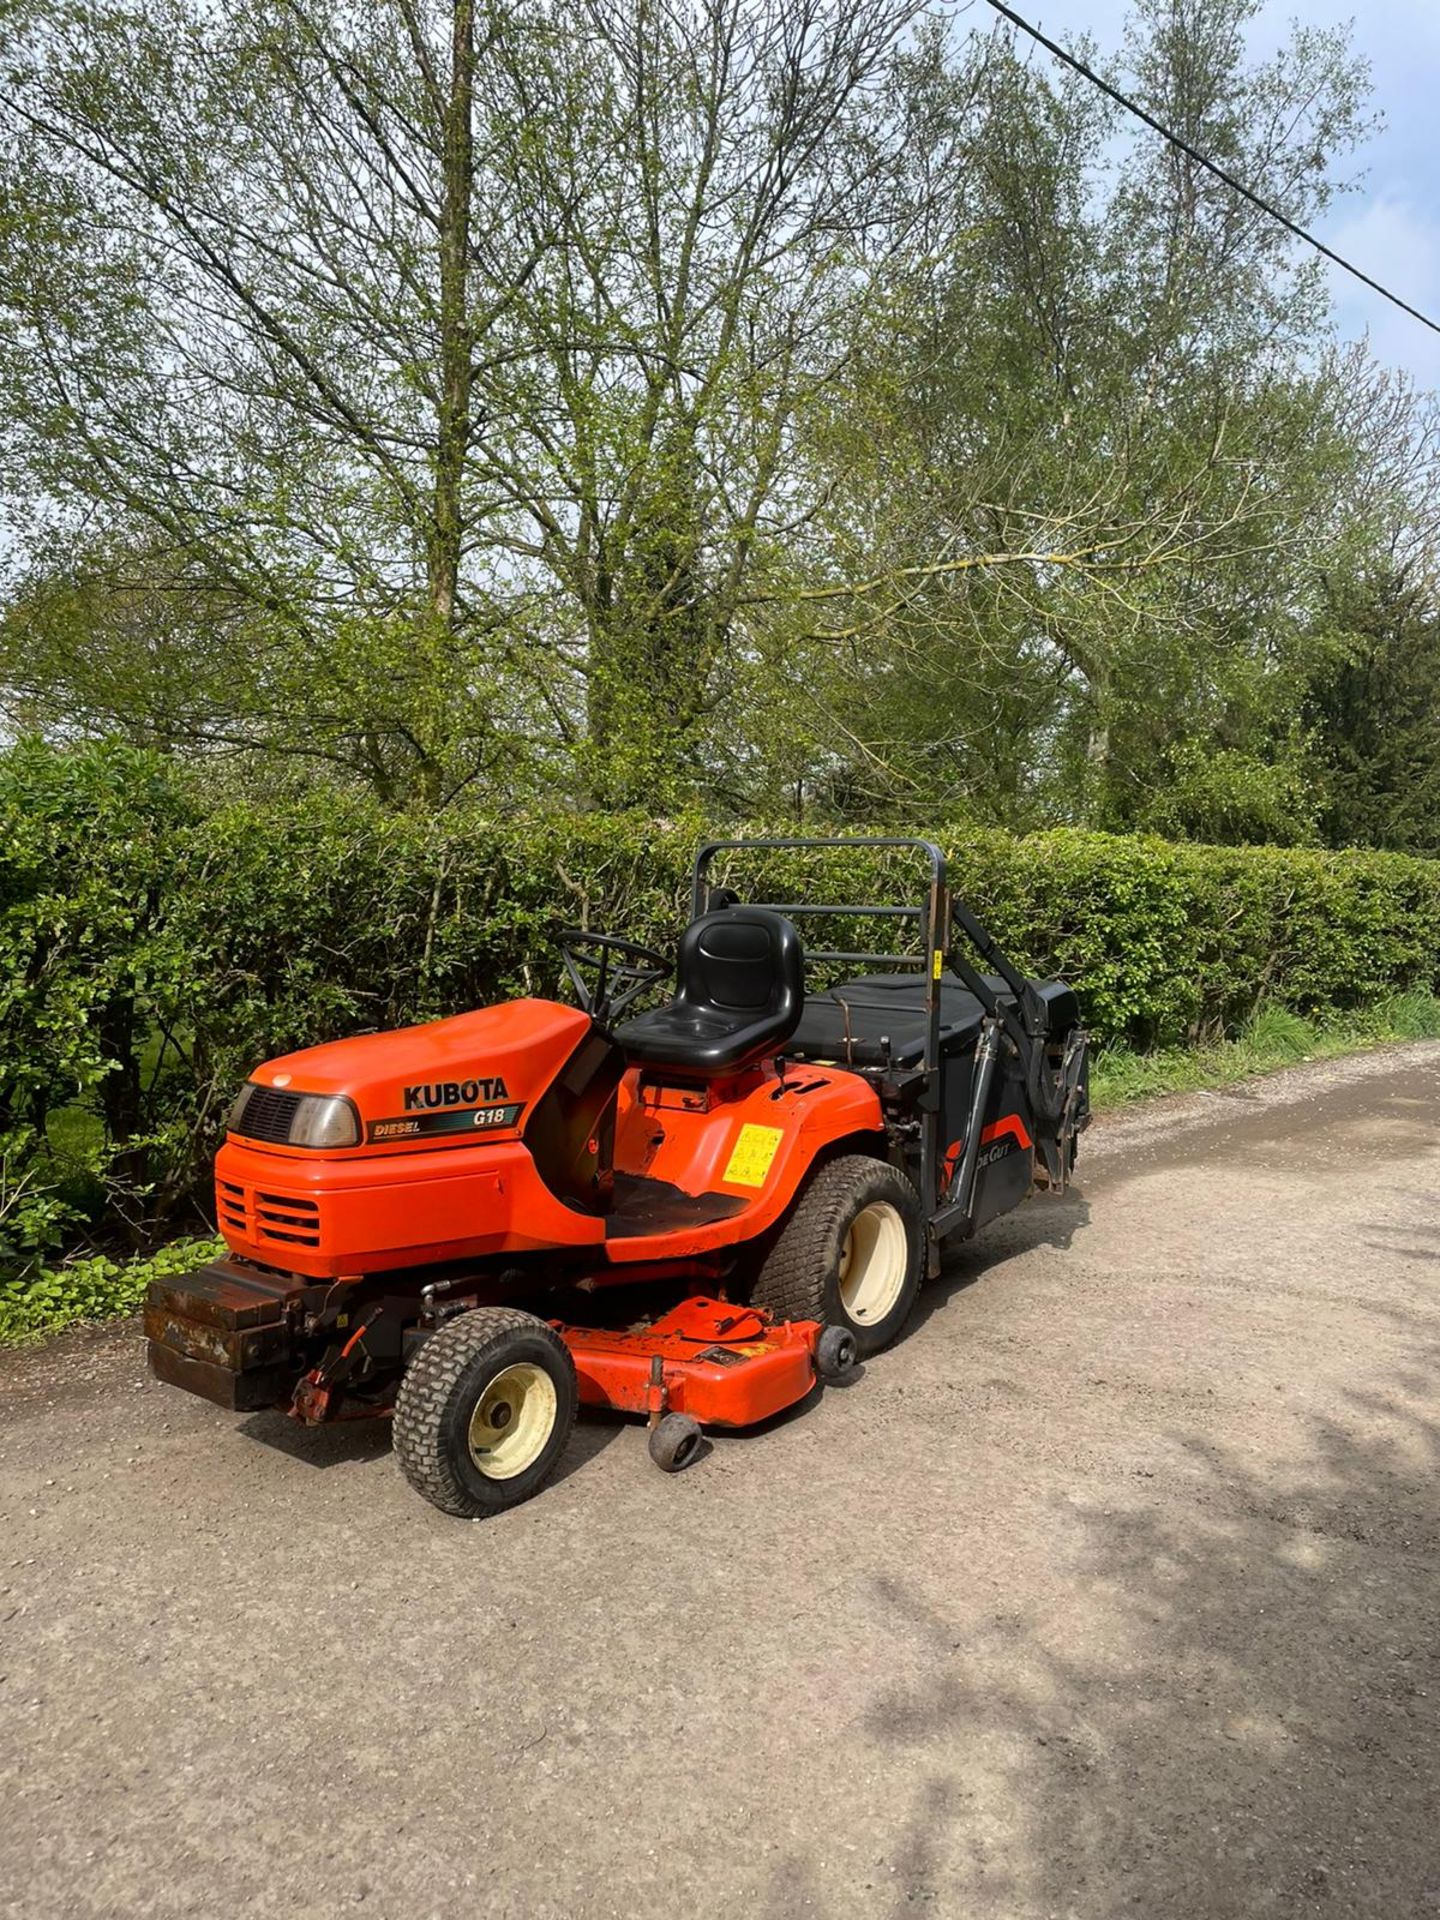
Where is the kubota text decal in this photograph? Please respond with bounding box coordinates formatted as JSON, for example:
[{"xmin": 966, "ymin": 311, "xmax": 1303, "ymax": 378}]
[{"xmin": 402, "ymin": 1077, "xmax": 510, "ymax": 1111}]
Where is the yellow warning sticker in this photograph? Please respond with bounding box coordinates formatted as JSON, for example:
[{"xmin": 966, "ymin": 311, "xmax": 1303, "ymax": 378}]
[
  {"xmin": 932, "ymin": 947, "xmax": 945, "ymax": 979},
  {"xmin": 722, "ymin": 1123, "xmax": 784, "ymax": 1189}
]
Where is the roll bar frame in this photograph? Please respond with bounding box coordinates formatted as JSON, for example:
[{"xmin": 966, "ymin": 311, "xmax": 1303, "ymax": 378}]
[{"xmin": 691, "ymin": 837, "xmax": 1052, "ymax": 1217}]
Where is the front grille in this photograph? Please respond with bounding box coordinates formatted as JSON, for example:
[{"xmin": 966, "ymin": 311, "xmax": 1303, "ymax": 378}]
[
  {"xmin": 217, "ymin": 1177, "xmax": 247, "ymax": 1236},
  {"xmin": 216, "ymin": 1179, "xmax": 322, "ymax": 1249},
  {"xmin": 255, "ymin": 1192, "xmax": 321, "ymax": 1248},
  {"xmin": 237, "ymin": 1085, "xmax": 303, "ymax": 1144}
]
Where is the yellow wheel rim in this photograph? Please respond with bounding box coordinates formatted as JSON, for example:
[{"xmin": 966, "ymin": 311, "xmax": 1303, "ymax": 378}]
[
  {"xmin": 466, "ymin": 1362, "xmax": 558, "ymax": 1480},
  {"xmin": 838, "ymin": 1201, "xmax": 908, "ymax": 1326}
]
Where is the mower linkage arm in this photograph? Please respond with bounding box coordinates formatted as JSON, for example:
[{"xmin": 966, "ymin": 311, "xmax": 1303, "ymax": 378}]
[
  {"xmin": 949, "ymin": 897, "xmax": 1051, "ymax": 1041},
  {"xmin": 929, "ymin": 1016, "xmax": 1004, "ymax": 1242}
]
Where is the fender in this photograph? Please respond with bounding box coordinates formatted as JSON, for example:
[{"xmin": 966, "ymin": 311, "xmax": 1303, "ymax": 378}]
[{"xmin": 604, "ymin": 1061, "xmax": 886, "ymax": 1264}]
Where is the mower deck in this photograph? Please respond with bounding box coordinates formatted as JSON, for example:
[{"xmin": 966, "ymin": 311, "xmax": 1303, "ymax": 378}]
[
  {"xmin": 556, "ymin": 1296, "xmax": 822, "ymax": 1428},
  {"xmin": 144, "ymin": 1260, "xmax": 825, "ymax": 1431}
]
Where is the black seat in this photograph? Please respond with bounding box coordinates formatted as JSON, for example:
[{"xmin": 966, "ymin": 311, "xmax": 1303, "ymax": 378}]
[{"xmin": 615, "ymin": 908, "xmax": 803, "ymax": 1076}]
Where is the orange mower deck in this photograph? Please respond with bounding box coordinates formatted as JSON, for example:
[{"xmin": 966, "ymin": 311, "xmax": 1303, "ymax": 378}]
[{"xmin": 556, "ymin": 1297, "xmax": 823, "ymax": 1428}]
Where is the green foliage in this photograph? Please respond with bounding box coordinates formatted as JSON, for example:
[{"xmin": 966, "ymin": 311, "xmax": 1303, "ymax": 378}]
[
  {"xmin": 1242, "ymin": 1004, "xmax": 1319, "ymax": 1063},
  {"xmin": 0, "ymin": 739, "xmax": 207, "ymax": 1262},
  {"xmin": 0, "ymin": 1236, "xmax": 223, "ymax": 1344},
  {"xmin": 1307, "ymin": 564, "xmax": 1440, "ymax": 855},
  {"xmin": 0, "ymin": 1132, "xmax": 81, "ymax": 1273},
  {"xmin": 0, "ymin": 741, "xmax": 1437, "ymax": 1299},
  {"xmin": 1380, "ymin": 990, "xmax": 1440, "ymax": 1040},
  {"xmin": 749, "ymin": 4, "xmax": 1393, "ymax": 838},
  {"xmin": 1135, "ymin": 745, "xmax": 1320, "ymax": 849},
  {"xmin": 1090, "ymin": 992, "xmax": 1440, "ymax": 1108},
  {"xmin": 0, "ymin": 0, "xmax": 955, "ymax": 810}
]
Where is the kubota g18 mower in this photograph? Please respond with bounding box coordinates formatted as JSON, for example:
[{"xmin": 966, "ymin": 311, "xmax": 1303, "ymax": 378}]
[{"xmin": 146, "ymin": 839, "xmax": 1089, "ymax": 1517}]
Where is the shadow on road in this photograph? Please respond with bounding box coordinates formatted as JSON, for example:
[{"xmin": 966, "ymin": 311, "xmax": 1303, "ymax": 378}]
[
  {"xmin": 237, "ymin": 1406, "xmax": 393, "ymax": 1468},
  {"xmin": 238, "ymin": 1396, "xmax": 625, "ymax": 1487},
  {"xmin": 909, "ymin": 1183, "xmax": 1092, "ymax": 1338},
  {"xmin": 1362, "ymin": 1194, "xmax": 1440, "ymax": 1266},
  {"xmin": 842, "ymin": 1323, "xmax": 1440, "ymax": 1919},
  {"xmin": 708, "ymin": 1188, "xmax": 1091, "ymax": 1459}
]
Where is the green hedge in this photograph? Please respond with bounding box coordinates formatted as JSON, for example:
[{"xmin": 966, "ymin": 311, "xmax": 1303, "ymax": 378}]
[{"xmin": 4, "ymin": 739, "xmax": 1439, "ymax": 1276}]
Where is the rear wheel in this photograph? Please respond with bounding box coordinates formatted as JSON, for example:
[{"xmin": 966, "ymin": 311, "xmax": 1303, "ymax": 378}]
[
  {"xmin": 393, "ymin": 1307, "xmax": 577, "ymax": 1518},
  {"xmin": 747, "ymin": 1154, "xmax": 923, "ymax": 1355}
]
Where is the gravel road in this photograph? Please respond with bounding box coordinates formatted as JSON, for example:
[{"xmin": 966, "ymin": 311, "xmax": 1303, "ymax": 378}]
[{"xmin": 2, "ymin": 1042, "xmax": 1438, "ymax": 1919}]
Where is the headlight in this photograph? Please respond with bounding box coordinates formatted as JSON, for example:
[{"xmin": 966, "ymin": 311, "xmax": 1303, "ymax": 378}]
[
  {"xmin": 227, "ymin": 1083, "xmax": 361, "ymax": 1149},
  {"xmin": 288, "ymin": 1095, "xmax": 362, "ymax": 1148}
]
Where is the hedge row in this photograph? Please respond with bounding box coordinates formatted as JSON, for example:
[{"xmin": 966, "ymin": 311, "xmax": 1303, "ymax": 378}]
[{"xmin": 4, "ymin": 740, "xmax": 1439, "ymax": 1274}]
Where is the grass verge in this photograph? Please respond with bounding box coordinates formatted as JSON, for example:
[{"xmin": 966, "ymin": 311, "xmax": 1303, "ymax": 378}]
[{"xmin": 1090, "ymin": 991, "xmax": 1440, "ymax": 1109}]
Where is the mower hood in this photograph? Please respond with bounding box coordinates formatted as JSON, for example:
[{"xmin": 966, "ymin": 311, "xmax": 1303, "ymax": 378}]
[{"xmin": 230, "ymin": 998, "xmax": 591, "ymax": 1155}]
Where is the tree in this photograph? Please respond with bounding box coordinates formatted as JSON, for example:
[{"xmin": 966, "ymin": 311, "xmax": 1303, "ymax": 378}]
[
  {"xmin": 0, "ymin": 0, "xmax": 945, "ymax": 803},
  {"xmin": 0, "ymin": 0, "xmax": 536, "ymax": 798},
  {"xmin": 1309, "ymin": 563, "xmax": 1440, "ymax": 854},
  {"xmin": 476, "ymin": 0, "xmax": 954, "ymax": 804},
  {"xmin": 1, "ymin": 0, "xmax": 1434, "ymax": 842},
  {"xmin": 714, "ymin": 0, "xmax": 1388, "ymax": 837}
]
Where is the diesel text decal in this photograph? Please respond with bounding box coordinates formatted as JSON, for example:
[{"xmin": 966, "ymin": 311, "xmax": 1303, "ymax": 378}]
[{"xmin": 369, "ymin": 1102, "xmax": 522, "ymax": 1144}]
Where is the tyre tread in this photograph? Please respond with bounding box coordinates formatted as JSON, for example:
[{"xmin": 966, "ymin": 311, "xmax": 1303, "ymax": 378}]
[
  {"xmin": 749, "ymin": 1153, "xmax": 922, "ymax": 1344},
  {"xmin": 393, "ymin": 1306, "xmax": 576, "ymax": 1517}
]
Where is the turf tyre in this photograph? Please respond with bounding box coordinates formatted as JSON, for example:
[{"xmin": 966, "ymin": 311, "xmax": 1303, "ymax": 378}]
[
  {"xmin": 393, "ymin": 1306, "xmax": 577, "ymax": 1518},
  {"xmin": 748, "ymin": 1155, "xmax": 922, "ymax": 1356}
]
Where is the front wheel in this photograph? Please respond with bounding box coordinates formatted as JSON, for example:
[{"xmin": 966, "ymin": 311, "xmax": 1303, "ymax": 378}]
[
  {"xmin": 747, "ymin": 1155, "xmax": 924, "ymax": 1356},
  {"xmin": 393, "ymin": 1307, "xmax": 577, "ymax": 1518}
]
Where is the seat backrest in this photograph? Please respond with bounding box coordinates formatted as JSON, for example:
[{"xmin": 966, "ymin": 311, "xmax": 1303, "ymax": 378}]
[
  {"xmin": 614, "ymin": 908, "xmax": 803, "ymax": 1075},
  {"xmin": 677, "ymin": 908, "xmax": 803, "ymax": 1025}
]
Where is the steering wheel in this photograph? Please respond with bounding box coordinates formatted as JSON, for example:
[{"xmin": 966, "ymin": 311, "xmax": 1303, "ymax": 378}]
[{"xmin": 556, "ymin": 928, "xmax": 672, "ymax": 1026}]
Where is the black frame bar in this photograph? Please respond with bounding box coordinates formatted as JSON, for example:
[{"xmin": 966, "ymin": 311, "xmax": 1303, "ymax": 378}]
[{"xmin": 691, "ymin": 837, "xmax": 1045, "ymax": 1215}]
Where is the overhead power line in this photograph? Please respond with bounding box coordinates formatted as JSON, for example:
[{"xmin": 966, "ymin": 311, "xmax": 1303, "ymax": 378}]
[{"xmin": 983, "ymin": 0, "xmax": 1440, "ymax": 341}]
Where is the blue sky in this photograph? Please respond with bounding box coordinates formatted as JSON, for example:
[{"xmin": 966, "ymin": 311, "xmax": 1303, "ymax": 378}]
[{"xmin": 997, "ymin": 1, "xmax": 1440, "ymax": 389}]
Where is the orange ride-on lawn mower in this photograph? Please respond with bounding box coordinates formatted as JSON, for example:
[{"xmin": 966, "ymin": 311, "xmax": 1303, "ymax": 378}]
[{"xmin": 146, "ymin": 838, "xmax": 1089, "ymax": 1518}]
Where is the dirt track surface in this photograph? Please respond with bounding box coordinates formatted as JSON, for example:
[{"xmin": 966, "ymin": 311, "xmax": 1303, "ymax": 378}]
[{"xmin": 3, "ymin": 1042, "xmax": 1439, "ymax": 1920}]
